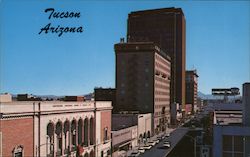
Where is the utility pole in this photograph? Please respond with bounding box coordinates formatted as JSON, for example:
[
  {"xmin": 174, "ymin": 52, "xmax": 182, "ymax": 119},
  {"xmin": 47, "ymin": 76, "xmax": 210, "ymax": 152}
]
[{"xmin": 185, "ymin": 134, "xmax": 196, "ymax": 157}]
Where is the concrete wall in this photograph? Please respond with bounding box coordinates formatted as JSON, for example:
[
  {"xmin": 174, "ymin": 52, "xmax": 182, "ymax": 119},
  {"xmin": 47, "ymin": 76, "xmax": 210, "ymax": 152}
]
[
  {"xmin": 112, "ymin": 113, "xmax": 152, "ymax": 139},
  {"xmin": 0, "ymin": 94, "xmax": 12, "ymax": 102},
  {"xmin": 112, "ymin": 126, "xmax": 137, "ymax": 146},
  {"xmin": 137, "ymin": 114, "xmax": 152, "ymax": 138}
]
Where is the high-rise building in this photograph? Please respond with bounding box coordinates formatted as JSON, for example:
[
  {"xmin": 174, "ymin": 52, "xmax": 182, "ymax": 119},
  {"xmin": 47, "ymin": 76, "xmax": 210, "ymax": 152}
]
[
  {"xmin": 127, "ymin": 7, "xmax": 186, "ymax": 110},
  {"xmin": 115, "ymin": 42, "xmax": 171, "ymax": 134},
  {"xmin": 186, "ymin": 70, "xmax": 199, "ymax": 113}
]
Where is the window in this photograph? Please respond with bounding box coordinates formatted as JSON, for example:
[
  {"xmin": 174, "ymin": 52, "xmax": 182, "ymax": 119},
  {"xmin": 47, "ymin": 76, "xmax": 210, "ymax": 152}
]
[
  {"xmin": 234, "ymin": 136, "xmax": 244, "ymax": 152},
  {"xmin": 223, "ymin": 135, "xmax": 232, "ymax": 151},
  {"xmin": 104, "ymin": 127, "xmax": 108, "ymax": 142},
  {"xmin": 13, "ymin": 145, "xmax": 23, "ymax": 157},
  {"xmin": 223, "ymin": 135, "xmax": 245, "ymax": 157}
]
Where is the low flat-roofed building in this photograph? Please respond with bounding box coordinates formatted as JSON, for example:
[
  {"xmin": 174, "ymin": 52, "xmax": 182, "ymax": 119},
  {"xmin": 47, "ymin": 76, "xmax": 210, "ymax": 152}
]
[
  {"xmin": 111, "ymin": 125, "xmax": 138, "ymax": 157},
  {"xmin": 64, "ymin": 96, "xmax": 85, "ymax": 101},
  {"xmin": 17, "ymin": 94, "xmax": 42, "ymax": 101},
  {"xmin": 213, "ymin": 110, "xmax": 242, "ymax": 125},
  {"xmin": 0, "ymin": 93, "xmax": 12, "ymax": 102},
  {"xmin": 213, "ymin": 83, "xmax": 250, "ymax": 157},
  {"xmin": 112, "ymin": 113, "xmax": 152, "ymax": 141}
]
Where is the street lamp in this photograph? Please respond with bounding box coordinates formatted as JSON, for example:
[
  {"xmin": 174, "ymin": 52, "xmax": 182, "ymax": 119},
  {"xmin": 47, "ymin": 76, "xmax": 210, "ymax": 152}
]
[
  {"xmin": 36, "ymin": 136, "xmax": 54, "ymax": 157},
  {"xmin": 184, "ymin": 134, "xmax": 196, "ymax": 157}
]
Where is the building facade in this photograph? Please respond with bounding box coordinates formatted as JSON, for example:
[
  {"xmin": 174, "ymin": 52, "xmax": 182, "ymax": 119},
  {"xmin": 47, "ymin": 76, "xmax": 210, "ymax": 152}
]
[
  {"xmin": 112, "ymin": 113, "xmax": 152, "ymax": 142},
  {"xmin": 111, "ymin": 125, "xmax": 138, "ymax": 157},
  {"xmin": 94, "ymin": 88, "xmax": 117, "ymax": 113},
  {"xmin": 213, "ymin": 83, "xmax": 250, "ymax": 157},
  {"xmin": 115, "ymin": 42, "xmax": 171, "ymax": 134},
  {"xmin": 185, "ymin": 70, "xmax": 199, "ymax": 113},
  {"xmin": 0, "ymin": 97, "xmax": 112, "ymax": 157},
  {"xmin": 127, "ymin": 7, "xmax": 186, "ymax": 110}
]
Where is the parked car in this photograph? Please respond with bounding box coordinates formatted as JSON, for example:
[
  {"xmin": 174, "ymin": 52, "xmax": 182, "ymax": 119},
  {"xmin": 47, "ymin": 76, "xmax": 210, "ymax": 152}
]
[
  {"xmin": 148, "ymin": 141, "xmax": 157, "ymax": 146},
  {"xmin": 163, "ymin": 141, "xmax": 171, "ymax": 148},
  {"xmin": 138, "ymin": 147, "xmax": 145, "ymax": 153},
  {"xmin": 165, "ymin": 133, "xmax": 170, "ymax": 137},
  {"xmin": 152, "ymin": 139, "xmax": 160, "ymax": 144},
  {"xmin": 143, "ymin": 144, "xmax": 152, "ymax": 150},
  {"xmin": 157, "ymin": 136, "xmax": 163, "ymax": 140},
  {"xmin": 128, "ymin": 151, "xmax": 140, "ymax": 157}
]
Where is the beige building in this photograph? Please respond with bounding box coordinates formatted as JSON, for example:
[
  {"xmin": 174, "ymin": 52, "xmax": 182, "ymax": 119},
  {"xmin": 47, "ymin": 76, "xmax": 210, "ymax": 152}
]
[
  {"xmin": 0, "ymin": 96, "xmax": 112, "ymax": 157},
  {"xmin": 111, "ymin": 125, "xmax": 138, "ymax": 157},
  {"xmin": 112, "ymin": 113, "xmax": 152, "ymax": 142}
]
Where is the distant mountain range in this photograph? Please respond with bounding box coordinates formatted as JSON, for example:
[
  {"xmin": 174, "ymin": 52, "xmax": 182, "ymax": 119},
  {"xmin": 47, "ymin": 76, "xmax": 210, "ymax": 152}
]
[
  {"xmin": 11, "ymin": 93, "xmax": 94, "ymax": 100},
  {"xmin": 10, "ymin": 92, "xmax": 240, "ymax": 101}
]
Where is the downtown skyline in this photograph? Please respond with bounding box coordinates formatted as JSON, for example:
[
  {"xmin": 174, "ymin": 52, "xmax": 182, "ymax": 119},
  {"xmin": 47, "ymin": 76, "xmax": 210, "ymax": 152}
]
[{"xmin": 1, "ymin": 0, "xmax": 250, "ymax": 95}]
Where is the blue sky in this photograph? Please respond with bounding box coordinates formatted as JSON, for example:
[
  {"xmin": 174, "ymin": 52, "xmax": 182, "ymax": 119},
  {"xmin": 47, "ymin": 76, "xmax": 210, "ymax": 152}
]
[{"xmin": 1, "ymin": 0, "xmax": 249, "ymax": 95}]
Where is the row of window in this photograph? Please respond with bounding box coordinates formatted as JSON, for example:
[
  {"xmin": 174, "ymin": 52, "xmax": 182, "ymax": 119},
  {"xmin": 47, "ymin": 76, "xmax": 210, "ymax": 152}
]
[
  {"xmin": 46, "ymin": 118, "xmax": 95, "ymax": 156},
  {"xmin": 155, "ymin": 61, "xmax": 170, "ymax": 72},
  {"xmin": 155, "ymin": 82, "xmax": 170, "ymax": 89},
  {"xmin": 155, "ymin": 76, "xmax": 170, "ymax": 82},
  {"xmin": 154, "ymin": 97, "xmax": 170, "ymax": 102},
  {"xmin": 155, "ymin": 90, "xmax": 170, "ymax": 95},
  {"xmin": 223, "ymin": 135, "xmax": 244, "ymax": 152}
]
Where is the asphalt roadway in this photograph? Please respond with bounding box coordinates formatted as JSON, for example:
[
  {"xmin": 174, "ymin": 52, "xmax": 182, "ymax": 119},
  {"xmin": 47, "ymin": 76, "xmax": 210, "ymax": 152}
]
[{"xmin": 139, "ymin": 127, "xmax": 189, "ymax": 157}]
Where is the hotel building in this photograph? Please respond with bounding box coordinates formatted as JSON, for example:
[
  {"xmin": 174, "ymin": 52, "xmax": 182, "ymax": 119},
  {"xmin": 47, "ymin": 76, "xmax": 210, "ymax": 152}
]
[{"xmin": 115, "ymin": 42, "xmax": 171, "ymax": 134}]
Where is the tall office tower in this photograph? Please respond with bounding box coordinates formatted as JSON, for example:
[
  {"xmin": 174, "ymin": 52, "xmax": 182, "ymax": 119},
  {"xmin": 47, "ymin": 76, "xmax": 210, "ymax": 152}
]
[
  {"xmin": 127, "ymin": 7, "xmax": 186, "ymax": 110},
  {"xmin": 185, "ymin": 70, "xmax": 199, "ymax": 113},
  {"xmin": 115, "ymin": 42, "xmax": 171, "ymax": 134}
]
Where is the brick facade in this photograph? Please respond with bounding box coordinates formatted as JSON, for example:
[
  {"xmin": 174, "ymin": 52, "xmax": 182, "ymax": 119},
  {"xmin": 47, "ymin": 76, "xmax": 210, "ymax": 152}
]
[
  {"xmin": 0, "ymin": 117, "xmax": 34, "ymax": 157},
  {"xmin": 100, "ymin": 111, "xmax": 111, "ymax": 143}
]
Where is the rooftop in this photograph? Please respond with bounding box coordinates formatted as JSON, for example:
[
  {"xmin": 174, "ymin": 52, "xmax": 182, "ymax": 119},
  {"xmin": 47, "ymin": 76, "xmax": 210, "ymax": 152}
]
[
  {"xmin": 114, "ymin": 42, "xmax": 170, "ymax": 61},
  {"xmin": 129, "ymin": 7, "xmax": 184, "ymax": 17},
  {"xmin": 214, "ymin": 110, "xmax": 242, "ymax": 125}
]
